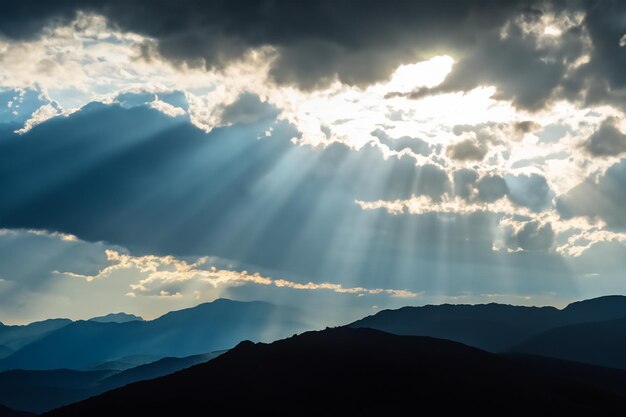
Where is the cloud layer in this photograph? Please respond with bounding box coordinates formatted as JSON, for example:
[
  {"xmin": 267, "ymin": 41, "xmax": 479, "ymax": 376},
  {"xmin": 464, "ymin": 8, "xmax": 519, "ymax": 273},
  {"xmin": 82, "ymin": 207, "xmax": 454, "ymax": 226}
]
[{"xmin": 1, "ymin": 1, "xmax": 626, "ymax": 323}]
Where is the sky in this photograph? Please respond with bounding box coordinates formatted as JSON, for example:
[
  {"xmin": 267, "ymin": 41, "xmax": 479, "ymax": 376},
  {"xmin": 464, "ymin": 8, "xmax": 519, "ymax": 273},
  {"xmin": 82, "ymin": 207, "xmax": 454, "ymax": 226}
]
[{"xmin": 0, "ymin": 0, "xmax": 625, "ymax": 325}]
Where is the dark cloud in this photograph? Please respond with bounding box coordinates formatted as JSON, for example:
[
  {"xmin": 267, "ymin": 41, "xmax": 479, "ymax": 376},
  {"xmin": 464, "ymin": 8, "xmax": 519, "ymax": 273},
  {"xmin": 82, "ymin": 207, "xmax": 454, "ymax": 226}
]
[
  {"xmin": 388, "ymin": 10, "xmax": 587, "ymax": 110},
  {"xmin": 452, "ymin": 170, "xmax": 553, "ymax": 211},
  {"xmin": 506, "ymin": 221, "xmax": 554, "ymax": 251},
  {"xmin": 513, "ymin": 120, "xmax": 541, "ymax": 135},
  {"xmin": 1, "ymin": 1, "xmax": 624, "ymax": 108},
  {"xmin": 571, "ymin": 0, "xmax": 626, "ymax": 108},
  {"xmin": 371, "ymin": 129, "xmax": 433, "ymax": 156},
  {"xmin": 581, "ymin": 117, "xmax": 626, "ymax": 157},
  {"xmin": 557, "ymin": 158, "xmax": 626, "ymax": 228},
  {"xmin": 505, "ymin": 173, "xmax": 554, "ymax": 211},
  {"xmin": 476, "ymin": 175, "xmax": 509, "ymax": 202},
  {"xmin": 220, "ymin": 93, "xmax": 279, "ymax": 126},
  {"xmin": 0, "ymin": 0, "xmax": 525, "ymax": 91},
  {"xmin": 388, "ymin": 1, "xmax": 626, "ymax": 111},
  {"xmin": 446, "ymin": 138, "xmax": 487, "ymax": 161},
  {"xmin": 452, "ymin": 169, "xmax": 479, "ymax": 200}
]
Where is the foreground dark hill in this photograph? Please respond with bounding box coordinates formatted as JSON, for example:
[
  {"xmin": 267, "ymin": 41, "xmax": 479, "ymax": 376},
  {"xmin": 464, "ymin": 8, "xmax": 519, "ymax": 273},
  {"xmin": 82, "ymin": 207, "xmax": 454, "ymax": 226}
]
[
  {"xmin": 0, "ymin": 352, "xmax": 222, "ymax": 414},
  {"xmin": 46, "ymin": 328, "xmax": 626, "ymax": 417},
  {"xmin": 349, "ymin": 295, "xmax": 626, "ymax": 352},
  {"xmin": 511, "ymin": 318, "xmax": 626, "ymax": 370},
  {"xmin": 0, "ymin": 299, "xmax": 307, "ymax": 371}
]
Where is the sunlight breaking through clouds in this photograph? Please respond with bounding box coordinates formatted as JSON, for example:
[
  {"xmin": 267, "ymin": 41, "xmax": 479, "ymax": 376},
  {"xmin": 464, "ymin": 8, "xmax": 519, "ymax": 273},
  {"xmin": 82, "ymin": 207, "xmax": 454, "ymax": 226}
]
[
  {"xmin": 355, "ymin": 195, "xmax": 626, "ymax": 257},
  {"xmin": 55, "ymin": 250, "xmax": 419, "ymax": 299},
  {"xmin": 1, "ymin": 1, "xmax": 626, "ymax": 324}
]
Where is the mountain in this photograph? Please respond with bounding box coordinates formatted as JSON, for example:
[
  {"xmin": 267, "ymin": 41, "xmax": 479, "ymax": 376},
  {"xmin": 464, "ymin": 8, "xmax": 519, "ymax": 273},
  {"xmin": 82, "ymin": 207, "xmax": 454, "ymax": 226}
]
[
  {"xmin": 0, "ymin": 346, "xmax": 12, "ymax": 360},
  {"xmin": 44, "ymin": 328, "xmax": 626, "ymax": 416},
  {"xmin": 98, "ymin": 351, "xmax": 222, "ymax": 389},
  {"xmin": 504, "ymin": 353, "xmax": 626, "ymax": 400},
  {"xmin": 0, "ymin": 299, "xmax": 308, "ymax": 371},
  {"xmin": 88, "ymin": 313, "xmax": 144, "ymax": 324},
  {"xmin": 510, "ymin": 318, "xmax": 626, "ymax": 370},
  {"xmin": 0, "ymin": 351, "xmax": 223, "ymax": 413},
  {"xmin": 560, "ymin": 295, "xmax": 626, "ymax": 323},
  {"xmin": 349, "ymin": 295, "xmax": 626, "ymax": 352},
  {"xmin": 87, "ymin": 355, "xmax": 161, "ymax": 371},
  {"xmin": 0, "ymin": 404, "xmax": 34, "ymax": 417},
  {"xmin": 0, "ymin": 319, "xmax": 72, "ymax": 358},
  {"xmin": 0, "ymin": 369, "xmax": 115, "ymax": 414}
]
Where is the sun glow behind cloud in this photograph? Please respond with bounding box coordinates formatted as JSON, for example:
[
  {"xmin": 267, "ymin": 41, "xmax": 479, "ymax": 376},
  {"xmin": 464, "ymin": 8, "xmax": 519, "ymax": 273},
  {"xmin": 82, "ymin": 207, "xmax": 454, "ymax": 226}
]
[
  {"xmin": 0, "ymin": 11, "xmax": 618, "ymax": 191},
  {"xmin": 1, "ymin": 4, "xmax": 626, "ymax": 324}
]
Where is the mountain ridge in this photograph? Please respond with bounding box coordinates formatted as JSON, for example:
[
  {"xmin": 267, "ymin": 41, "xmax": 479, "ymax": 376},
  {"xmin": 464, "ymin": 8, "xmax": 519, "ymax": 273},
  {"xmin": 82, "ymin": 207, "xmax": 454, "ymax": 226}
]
[
  {"xmin": 349, "ymin": 295, "xmax": 626, "ymax": 353},
  {"xmin": 43, "ymin": 327, "xmax": 626, "ymax": 416},
  {"xmin": 0, "ymin": 299, "xmax": 308, "ymax": 371}
]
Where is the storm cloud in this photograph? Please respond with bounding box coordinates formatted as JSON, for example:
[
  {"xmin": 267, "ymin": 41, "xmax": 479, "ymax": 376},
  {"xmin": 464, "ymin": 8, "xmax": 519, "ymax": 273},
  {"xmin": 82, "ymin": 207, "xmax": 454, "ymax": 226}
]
[
  {"xmin": 557, "ymin": 159, "xmax": 626, "ymax": 229},
  {"xmin": 0, "ymin": 0, "xmax": 539, "ymax": 92}
]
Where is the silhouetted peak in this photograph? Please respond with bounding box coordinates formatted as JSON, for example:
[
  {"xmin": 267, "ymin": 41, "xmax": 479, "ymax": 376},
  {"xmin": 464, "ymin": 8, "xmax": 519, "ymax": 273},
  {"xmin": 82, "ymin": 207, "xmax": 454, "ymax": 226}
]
[
  {"xmin": 233, "ymin": 340, "xmax": 256, "ymax": 350},
  {"xmin": 210, "ymin": 298, "xmax": 236, "ymax": 304},
  {"xmin": 89, "ymin": 313, "xmax": 144, "ymax": 324},
  {"xmin": 564, "ymin": 295, "xmax": 626, "ymax": 310},
  {"xmin": 563, "ymin": 295, "xmax": 626, "ymax": 321}
]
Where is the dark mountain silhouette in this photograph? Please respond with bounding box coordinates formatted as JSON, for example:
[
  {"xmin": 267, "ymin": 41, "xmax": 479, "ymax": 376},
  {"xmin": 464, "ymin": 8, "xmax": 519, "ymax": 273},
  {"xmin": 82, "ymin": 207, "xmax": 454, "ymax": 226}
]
[
  {"xmin": 88, "ymin": 313, "xmax": 144, "ymax": 324},
  {"xmin": 504, "ymin": 353, "xmax": 626, "ymax": 400},
  {"xmin": 511, "ymin": 318, "xmax": 626, "ymax": 370},
  {"xmin": 0, "ymin": 299, "xmax": 306, "ymax": 371},
  {"xmin": 560, "ymin": 295, "xmax": 626, "ymax": 323},
  {"xmin": 44, "ymin": 328, "xmax": 626, "ymax": 417},
  {"xmin": 98, "ymin": 351, "xmax": 222, "ymax": 389},
  {"xmin": 0, "ymin": 319, "xmax": 71, "ymax": 359},
  {"xmin": 0, "ymin": 404, "xmax": 34, "ymax": 417},
  {"xmin": 0, "ymin": 369, "xmax": 115, "ymax": 414},
  {"xmin": 0, "ymin": 351, "xmax": 223, "ymax": 413},
  {"xmin": 349, "ymin": 295, "xmax": 626, "ymax": 352}
]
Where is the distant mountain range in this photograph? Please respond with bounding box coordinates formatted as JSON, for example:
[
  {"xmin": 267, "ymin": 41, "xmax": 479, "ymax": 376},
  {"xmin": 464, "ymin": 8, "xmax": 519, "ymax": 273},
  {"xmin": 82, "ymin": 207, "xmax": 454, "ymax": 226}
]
[
  {"xmin": 511, "ymin": 318, "xmax": 626, "ymax": 370},
  {"xmin": 0, "ymin": 299, "xmax": 308, "ymax": 371},
  {"xmin": 88, "ymin": 313, "xmax": 144, "ymax": 324},
  {"xmin": 43, "ymin": 327, "xmax": 626, "ymax": 416},
  {"xmin": 2, "ymin": 295, "xmax": 626, "ymax": 414},
  {"xmin": 349, "ymin": 295, "xmax": 626, "ymax": 368},
  {"xmin": 0, "ymin": 351, "xmax": 222, "ymax": 414},
  {"xmin": 0, "ymin": 319, "xmax": 72, "ymax": 360}
]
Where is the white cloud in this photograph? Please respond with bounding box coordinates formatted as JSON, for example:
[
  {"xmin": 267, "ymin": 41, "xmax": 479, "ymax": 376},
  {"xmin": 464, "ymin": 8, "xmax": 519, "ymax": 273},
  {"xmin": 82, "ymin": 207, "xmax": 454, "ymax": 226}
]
[
  {"xmin": 15, "ymin": 103, "xmax": 63, "ymax": 133},
  {"xmin": 148, "ymin": 96, "xmax": 186, "ymax": 117},
  {"xmin": 0, "ymin": 228, "xmax": 79, "ymax": 241},
  {"xmin": 57, "ymin": 249, "xmax": 419, "ymax": 299},
  {"xmin": 356, "ymin": 195, "xmax": 626, "ymax": 257}
]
